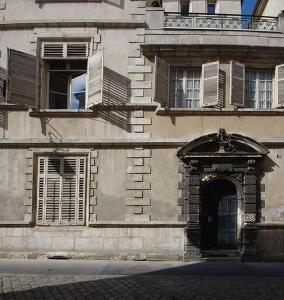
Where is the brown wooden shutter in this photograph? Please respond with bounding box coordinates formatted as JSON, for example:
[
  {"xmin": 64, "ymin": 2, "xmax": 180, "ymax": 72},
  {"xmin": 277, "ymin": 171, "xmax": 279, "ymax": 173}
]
[
  {"xmin": 7, "ymin": 49, "xmax": 37, "ymax": 107},
  {"xmin": 230, "ymin": 61, "xmax": 245, "ymax": 107},
  {"xmin": 154, "ymin": 55, "xmax": 169, "ymax": 106},
  {"xmin": 86, "ymin": 50, "xmax": 104, "ymax": 108},
  {"xmin": 0, "ymin": 66, "xmax": 7, "ymax": 101},
  {"xmin": 201, "ymin": 61, "xmax": 220, "ymax": 107},
  {"xmin": 275, "ymin": 64, "xmax": 284, "ymax": 108}
]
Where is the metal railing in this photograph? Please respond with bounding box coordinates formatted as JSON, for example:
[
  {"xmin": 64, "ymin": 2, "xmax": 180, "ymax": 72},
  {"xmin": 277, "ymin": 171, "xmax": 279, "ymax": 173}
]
[{"xmin": 164, "ymin": 13, "xmax": 279, "ymax": 32}]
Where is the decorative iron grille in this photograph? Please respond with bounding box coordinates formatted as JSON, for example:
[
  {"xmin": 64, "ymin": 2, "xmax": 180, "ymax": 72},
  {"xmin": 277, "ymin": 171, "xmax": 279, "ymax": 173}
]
[{"xmin": 164, "ymin": 13, "xmax": 279, "ymax": 32}]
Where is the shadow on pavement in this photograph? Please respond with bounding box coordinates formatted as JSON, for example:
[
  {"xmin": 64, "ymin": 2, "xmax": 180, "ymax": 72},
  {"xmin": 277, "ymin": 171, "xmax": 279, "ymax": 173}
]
[{"xmin": 1, "ymin": 261, "xmax": 284, "ymax": 299}]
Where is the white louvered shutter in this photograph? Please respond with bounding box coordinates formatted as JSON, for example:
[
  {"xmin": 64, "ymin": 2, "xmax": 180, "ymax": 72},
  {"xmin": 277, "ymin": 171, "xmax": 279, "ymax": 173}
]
[
  {"xmin": 154, "ymin": 55, "xmax": 169, "ymax": 106},
  {"xmin": 230, "ymin": 61, "xmax": 245, "ymax": 107},
  {"xmin": 201, "ymin": 61, "xmax": 220, "ymax": 107},
  {"xmin": 37, "ymin": 157, "xmax": 86, "ymax": 225},
  {"xmin": 37, "ymin": 158, "xmax": 46, "ymax": 224},
  {"xmin": 86, "ymin": 50, "xmax": 104, "ymax": 108},
  {"xmin": 275, "ymin": 64, "xmax": 284, "ymax": 108},
  {"xmin": 42, "ymin": 42, "xmax": 88, "ymax": 59},
  {"xmin": 7, "ymin": 49, "xmax": 37, "ymax": 107}
]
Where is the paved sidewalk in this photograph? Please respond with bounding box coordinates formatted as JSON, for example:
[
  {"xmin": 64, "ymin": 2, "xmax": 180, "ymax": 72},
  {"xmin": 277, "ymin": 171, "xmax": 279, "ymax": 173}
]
[{"xmin": 0, "ymin": 260, "xmax": 284, "ymax": 299}]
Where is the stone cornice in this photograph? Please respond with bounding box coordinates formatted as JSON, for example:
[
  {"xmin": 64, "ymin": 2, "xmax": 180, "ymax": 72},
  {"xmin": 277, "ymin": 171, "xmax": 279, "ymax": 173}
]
[{"xmin": 0, "ymin": 19, "xmax": 146, "ymax": 30}]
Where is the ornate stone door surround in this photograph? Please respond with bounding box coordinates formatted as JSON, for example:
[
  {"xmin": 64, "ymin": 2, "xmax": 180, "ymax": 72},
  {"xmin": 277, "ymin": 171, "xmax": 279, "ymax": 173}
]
[{"xmin": 177, "ymin": 129, "xmax": 269, "ymax": 261}]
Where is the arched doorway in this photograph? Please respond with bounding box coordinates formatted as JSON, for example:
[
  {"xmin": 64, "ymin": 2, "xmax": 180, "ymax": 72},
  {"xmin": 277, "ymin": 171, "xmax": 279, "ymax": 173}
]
[
  {"xmin": 177, "ymin": 129, "xmax": 269, "ymax": 260},
  {"xmin": 201, "ymin": 179, "xmax": 238, "ymax": 251}
]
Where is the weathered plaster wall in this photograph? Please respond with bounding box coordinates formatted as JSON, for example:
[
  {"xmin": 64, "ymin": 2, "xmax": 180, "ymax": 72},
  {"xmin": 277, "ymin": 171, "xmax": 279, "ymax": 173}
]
[
  {"xmin": 262, "ymin": 0, "xmax": 284, "ymax": 17},
  {"xmin": 95, "ymin": 149, "xmax": 128, "ymax": 222},
  {"xmin": 262, "ymin": 149, "xmax": 284, "ymax": 223},
  {"xmin": 0, "ymin": 149, "xmax": 26, "ymax": 221},
  {"xmin": 150, "ymin": 148, "xmax": 180, "ymax": 221},
  {"xmin": 0, "ymin": 0, "xmax": 132, "ymax": 21}
]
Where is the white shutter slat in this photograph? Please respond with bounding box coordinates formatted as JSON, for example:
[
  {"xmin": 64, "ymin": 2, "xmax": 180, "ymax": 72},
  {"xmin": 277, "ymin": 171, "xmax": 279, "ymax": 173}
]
[
  {"xmin": 7, "ymin": 49, "xmax": 37, "ymax": 107},
  {"xmin": 42, "ymin": 42, "xmax": 88, "ymax": 59},
  {"xmin": 154, "ymin": 56, "xmax": 169, "ymax": 106},
  {"xmin": 275, "ymin": 64, "xmax": 284, "ymax": 108},
  {"xmin": 86, "ymin": 50, "xmax": 104, "ymax": 108},
  {"xmin": 201, "ymin": 61, "xmax": 220, "ymax": 107},
  {"xmin": 230, "ymin": 61, "xmax": 245, "ymax": 107},
  {"xmin": 45, "ymin": 178, "xmax": 61, "ymax": 223},
  {"xmin": 61, "ymin": 177, "xmax": 77, "ymax": 223}
]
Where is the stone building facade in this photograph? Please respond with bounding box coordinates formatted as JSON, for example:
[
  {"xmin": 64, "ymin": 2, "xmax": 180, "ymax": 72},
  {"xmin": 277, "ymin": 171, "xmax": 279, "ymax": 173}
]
[{"xmin": 0, "ymin": 0, "xmax": 284, "ymax": 261}]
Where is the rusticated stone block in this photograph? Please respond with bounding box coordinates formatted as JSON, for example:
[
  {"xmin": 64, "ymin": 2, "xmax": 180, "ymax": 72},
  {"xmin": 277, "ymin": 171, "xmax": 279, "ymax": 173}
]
[
  {"xmin": 125, "ymin": 198, "xmax": 151, "ymax": 206},
  {"xmin": 126, "ymin": 182, "xmax": 151, "ymax": 190}
]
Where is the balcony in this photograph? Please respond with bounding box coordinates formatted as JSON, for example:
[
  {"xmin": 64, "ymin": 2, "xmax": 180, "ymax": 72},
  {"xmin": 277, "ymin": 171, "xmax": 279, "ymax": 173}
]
[
  {"xmin": 164, "ymin": 13, "xmax": 279, "ymax": 32},
  {"xmin": 144, "ymin": 8, "xmax": 284, "ymax": 51}
]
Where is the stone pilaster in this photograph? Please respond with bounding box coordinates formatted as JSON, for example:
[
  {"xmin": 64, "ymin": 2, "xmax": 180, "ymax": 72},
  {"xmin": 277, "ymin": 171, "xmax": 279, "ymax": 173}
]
[
  {"xmin": 89, "ymin": 149, "xmax": 98, "ymax": 223},
  {"xmin": 24, "ymin": 149, "xmax": 34, "ymax": 223},
  {"xmin": 126, "ymin": 148, "xmax": 151, "ymax": 222}
]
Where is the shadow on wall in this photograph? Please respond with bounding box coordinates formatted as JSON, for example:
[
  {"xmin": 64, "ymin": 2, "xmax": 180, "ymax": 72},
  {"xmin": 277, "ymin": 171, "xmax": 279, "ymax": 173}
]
[
  {"xmin": 97, "ymin": 66, "xmax": 131, "ymax": 132},
  {"xmin": 40, "ymin": 67, "xmax": 131, "ymax": 137}
]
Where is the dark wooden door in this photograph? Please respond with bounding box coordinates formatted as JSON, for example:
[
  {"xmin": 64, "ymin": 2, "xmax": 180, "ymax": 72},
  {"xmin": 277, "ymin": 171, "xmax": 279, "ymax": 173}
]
[{"xmin": 202, "ymin": 179, "xmax": 237, "ymax": 250}]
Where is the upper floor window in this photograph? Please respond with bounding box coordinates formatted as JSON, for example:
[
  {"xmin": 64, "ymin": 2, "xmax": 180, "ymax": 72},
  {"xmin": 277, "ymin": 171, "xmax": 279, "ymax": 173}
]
[
  {"xmin": 3, "ymin": 42, "xmax": 104, "ymax": 110},
  {"xmin": 47, "ymin": 60, "xmax": 87, "ymax": 109},
  {"xmin": 170, "ymin": 68, "xmax": 201, "ymax": 108},
  {"xmin": 207, "ymin": 0, "xmax": 216, "ymax": 14},
  {"xmin": 245, "ymin": 71, "xmax": 273, "ymax": 109},
  {"xmin": 180, "ymin": 0, "xmax": 190, "ymax": 16}
]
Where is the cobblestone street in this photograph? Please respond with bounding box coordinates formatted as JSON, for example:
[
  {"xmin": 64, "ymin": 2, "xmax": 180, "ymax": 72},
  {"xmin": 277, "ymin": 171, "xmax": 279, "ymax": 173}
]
[{"xmin": 0, "ymin": 260, "xmax": 284, "ymax": 299}]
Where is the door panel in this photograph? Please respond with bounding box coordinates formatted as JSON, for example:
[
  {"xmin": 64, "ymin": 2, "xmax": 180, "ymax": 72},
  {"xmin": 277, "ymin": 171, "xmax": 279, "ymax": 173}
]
[{"xmin": 218, "ymin": 195, "xmax": 237, "ymax": 249}]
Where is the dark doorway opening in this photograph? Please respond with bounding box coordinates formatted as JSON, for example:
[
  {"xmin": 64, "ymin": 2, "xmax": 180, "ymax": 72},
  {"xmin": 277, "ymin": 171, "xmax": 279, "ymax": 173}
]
[{"xmin": 201, "ymin": 179, "xmax": 238, "ymax": 251}]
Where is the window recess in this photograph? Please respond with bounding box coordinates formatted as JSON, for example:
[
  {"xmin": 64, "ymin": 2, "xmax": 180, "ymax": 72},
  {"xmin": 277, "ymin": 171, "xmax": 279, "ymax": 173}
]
[
  {"xmin": 245, "ymin": 70, "xmax": 273, "ymax": 109},
  {"xmin": 154, "ymin": 56, "xmax": 224, "ymax": 109},
  {"xmin": 37, "ymin": 156, "xmax": 86, "ymax": 225},
  {"xmin": 4, "ymin": 43, "xmax": 105, "ymax": 109},
  {"xmin": 230, "ymin": 60, "xmax": 277, "ymax": 110}
]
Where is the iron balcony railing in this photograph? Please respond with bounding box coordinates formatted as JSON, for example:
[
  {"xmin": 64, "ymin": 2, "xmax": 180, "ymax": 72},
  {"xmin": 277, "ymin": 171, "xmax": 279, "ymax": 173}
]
[{"xmin": 164, "ymin": 13, "xmax": 279, "ymax": 32}]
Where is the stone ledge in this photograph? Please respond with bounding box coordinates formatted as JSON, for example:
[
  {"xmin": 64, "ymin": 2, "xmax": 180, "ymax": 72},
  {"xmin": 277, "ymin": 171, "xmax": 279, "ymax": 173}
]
[
  {"xmin": 88, "ymin": 221, "xmax": 186, "ymax": 227},
  {"xmin": 0, "ymin": 19, "xmax": 146, "ymax": 29}
]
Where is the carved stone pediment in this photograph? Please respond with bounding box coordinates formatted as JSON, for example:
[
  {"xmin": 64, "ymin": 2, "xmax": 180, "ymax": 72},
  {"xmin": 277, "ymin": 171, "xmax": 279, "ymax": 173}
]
[{"xmin": 177, "ymin": 128, "xmax": 269, "ymax": 159}]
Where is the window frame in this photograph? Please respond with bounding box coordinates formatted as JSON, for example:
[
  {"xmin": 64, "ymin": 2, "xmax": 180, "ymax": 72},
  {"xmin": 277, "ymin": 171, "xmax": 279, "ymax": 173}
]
[
  {"xmin": 207, "ymin": 0, "xmax": 217, "ymax": 14},
  {"xmin": 46, "ymin": 61, "xmax": 87, "ymax": 109},
  {"xmin": 245, "ymin": 69, "xmax": 274, "ymax": 110},
  {"xmin": 36, "ymin": 155, "xmax": 87, "ymax": 226},
  {"xmin": 169, "ymin": 66, "xmax": 202, "ymax": 108}
]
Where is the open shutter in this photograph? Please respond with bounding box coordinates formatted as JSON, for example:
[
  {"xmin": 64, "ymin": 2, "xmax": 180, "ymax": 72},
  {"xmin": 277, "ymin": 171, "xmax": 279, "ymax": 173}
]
[
  {"xmin": 0, "ymin": 66, "xmax": 7, "ymax": 101},
  {"xmin": 85, "ymin": 50, "xmax": 104, "ymax": 108},
  {"xmin": 7, "ymin": 49, "xmax": 37, "ymax": 107},
  {"xmin": 230, "ymin": 61, "xmax": 245, "ymax": 107},
  {"xmin": 154, "ymin": 55, "xmax": 169, "ymax": 106},
  {"xmin": 201, "ymin": 61, "xmax": 220, "ymax": 107},
  {"xmin": 275, "ymin": 64, "xmax": 284, "ymax": 108}
]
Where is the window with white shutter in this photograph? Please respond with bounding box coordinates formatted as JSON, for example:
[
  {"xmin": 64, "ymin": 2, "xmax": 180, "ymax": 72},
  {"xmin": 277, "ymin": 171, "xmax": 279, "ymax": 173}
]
[
  {"xmin": 37, "ymin": 156, "xmax": 86, "ymax": 225},
  {"xmin": 200, "ymin": 61, "xmax": 224, "ymax": 108},
  {"xmin": 275, "ymin": 64, "xmax": 284, "ymax": 108}
]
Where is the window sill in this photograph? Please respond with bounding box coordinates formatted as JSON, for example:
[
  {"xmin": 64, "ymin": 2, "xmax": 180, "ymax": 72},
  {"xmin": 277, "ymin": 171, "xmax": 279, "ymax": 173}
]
[
  {"xmin": 35, "ymin": 0, "xmax": 101, "ymax": 3},
  {"xmin": 156, "ymin": 107, "xmax": 284, "ymax": 116}
]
